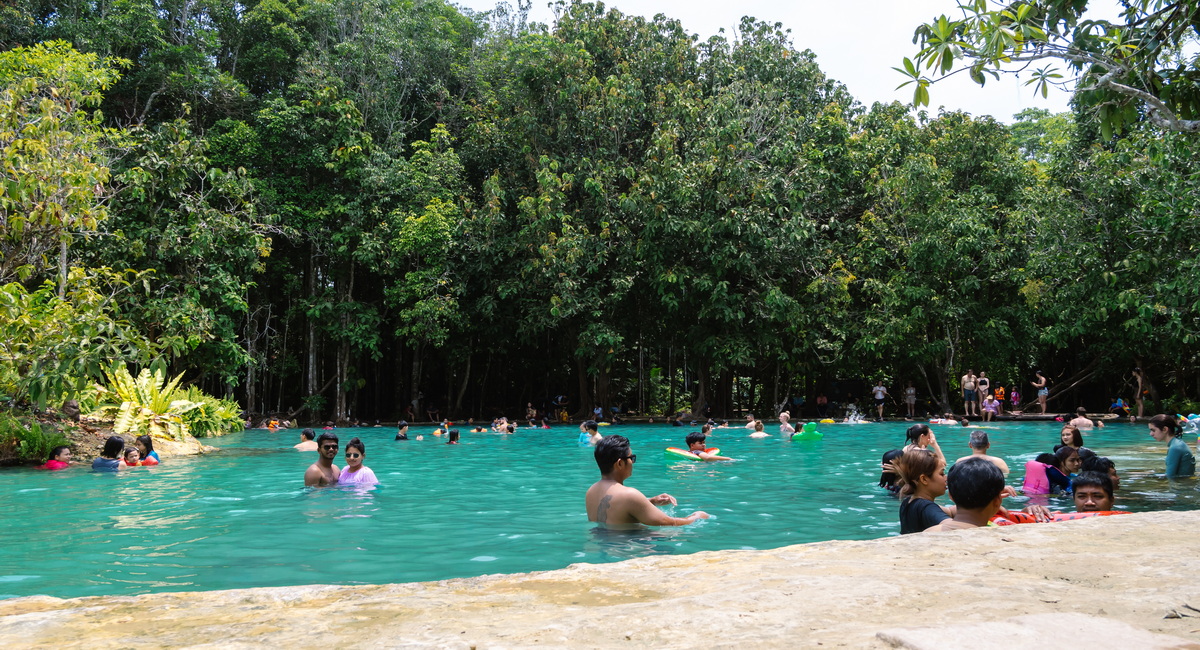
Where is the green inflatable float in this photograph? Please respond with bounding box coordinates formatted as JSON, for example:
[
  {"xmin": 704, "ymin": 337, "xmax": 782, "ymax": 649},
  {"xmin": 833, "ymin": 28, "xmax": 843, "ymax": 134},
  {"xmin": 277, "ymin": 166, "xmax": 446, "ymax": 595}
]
[{"xmin": 791, "ymin": 422, "xmax": 824, "ymax": 441}]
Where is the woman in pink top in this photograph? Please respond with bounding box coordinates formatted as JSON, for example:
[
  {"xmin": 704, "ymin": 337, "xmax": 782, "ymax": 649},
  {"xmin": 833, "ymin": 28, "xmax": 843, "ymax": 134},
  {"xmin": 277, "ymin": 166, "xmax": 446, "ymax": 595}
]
[
  {"xmin": 38, "ymin": 446, "xmax": 71, "ymax": 470},
  {"xmin": 339, "ymin": 437, "xmax": 379, "ymax": 486}
]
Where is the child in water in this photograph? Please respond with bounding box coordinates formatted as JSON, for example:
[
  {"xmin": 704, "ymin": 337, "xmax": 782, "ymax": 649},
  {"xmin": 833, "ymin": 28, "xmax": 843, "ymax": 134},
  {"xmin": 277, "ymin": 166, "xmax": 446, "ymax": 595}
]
[
  {"xmin": 120, "ymin": 448, "xmax": 142, "ymax": 467},
  {"xmin": 893, "ymin": 448, "xmax": 953, "ymax": 533},
  {"xmin": 684, "ymin": 432, "xmax": 731, "ymax": 461},
  {"xmin": 135, "ymin": 435, "xmax": 161, "ymax": 463}
]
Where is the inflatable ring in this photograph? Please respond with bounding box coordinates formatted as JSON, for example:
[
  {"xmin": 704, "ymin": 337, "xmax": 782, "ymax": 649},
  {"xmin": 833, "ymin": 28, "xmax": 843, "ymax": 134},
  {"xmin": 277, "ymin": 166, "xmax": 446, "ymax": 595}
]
[
  {"xmin": 665, "ymin": 447, "xmax": 720, "ymax": 461},
  {"xmin": 990, "ymin": 510, "xmax": 1129, "ymax": 526},
  {"xmin": 819, "ymin": 419, "xmax": 835, "ymax": 424},
  {"xmin": 790, "ymin": 422, "xmax": 824, "ymax": 441},
  {"xmin": 597, "ymin": 422, "xmax": 611, "ymax": 426}
]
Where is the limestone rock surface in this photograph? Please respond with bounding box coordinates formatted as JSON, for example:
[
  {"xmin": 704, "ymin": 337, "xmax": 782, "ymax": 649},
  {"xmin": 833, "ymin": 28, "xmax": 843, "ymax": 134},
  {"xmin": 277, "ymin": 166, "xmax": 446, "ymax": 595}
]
[{"xmin": 3, "ymin": 511, "xmax": 1199, "ymax": 648}]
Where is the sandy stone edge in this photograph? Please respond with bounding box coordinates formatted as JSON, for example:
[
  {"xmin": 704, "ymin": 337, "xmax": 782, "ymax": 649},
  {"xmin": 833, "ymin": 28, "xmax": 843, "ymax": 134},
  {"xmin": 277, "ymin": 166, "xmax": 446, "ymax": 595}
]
[{"xmin": 3, "ymin": 511, "xmax": 1200, "ymax": 649}]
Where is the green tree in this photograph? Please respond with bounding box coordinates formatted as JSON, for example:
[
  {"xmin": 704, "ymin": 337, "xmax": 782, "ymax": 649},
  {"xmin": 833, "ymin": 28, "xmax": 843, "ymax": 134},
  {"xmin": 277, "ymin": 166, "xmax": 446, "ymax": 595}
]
[
  {"xmin": 847, "ymin": 107, "xmax": 1041, "ymax": 408},
  {"xmin": 0, "ymin": 41, "xmax": 119, "ymax": 293},
  {"xmin": 81, "ymin": 118, "xmax": 276, "ymax": 388},
  {"xmin": 0, "ymin": 269, "xmax": 161, "ymax": 409},
  {"xmin": 900, "ymin": 0, "xmax": 1200, "ymax": 136}
]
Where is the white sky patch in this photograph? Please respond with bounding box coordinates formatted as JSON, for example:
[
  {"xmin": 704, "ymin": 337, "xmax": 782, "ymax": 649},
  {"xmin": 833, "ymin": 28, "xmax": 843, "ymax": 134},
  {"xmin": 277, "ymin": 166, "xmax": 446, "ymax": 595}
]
[{"xmin": 454, "ymin": 0, "xmax": 1099, "ymax": 122}]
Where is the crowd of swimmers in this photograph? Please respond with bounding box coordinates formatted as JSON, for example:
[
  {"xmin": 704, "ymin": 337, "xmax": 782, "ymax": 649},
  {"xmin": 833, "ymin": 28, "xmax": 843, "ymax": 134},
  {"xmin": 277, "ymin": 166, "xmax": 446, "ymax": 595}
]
[
  {"xmin": 296, "ymin": 417, "xmax": 532, "ymax": 487},
  {"xmin": 579, "ymin": 410, "xmax": 1194, "ymax": 531},
  {"xmin": 877, "ymin": 414, "xmax": 1194, "ymax": 533},
  {"xmin": 49, "ymin": 435, "xmax": 164, "ymax": 471},
  {"xmin": 42, "ymin": 405, "xmax": 1195, "ymax": 536}
]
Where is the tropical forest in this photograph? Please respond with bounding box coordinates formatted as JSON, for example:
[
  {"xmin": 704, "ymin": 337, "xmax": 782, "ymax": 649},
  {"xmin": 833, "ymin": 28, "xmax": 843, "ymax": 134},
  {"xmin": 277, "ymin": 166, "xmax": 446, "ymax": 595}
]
[{"xmin": 2, "ymin": 0, "xmax": 1200, "ymax": 460}]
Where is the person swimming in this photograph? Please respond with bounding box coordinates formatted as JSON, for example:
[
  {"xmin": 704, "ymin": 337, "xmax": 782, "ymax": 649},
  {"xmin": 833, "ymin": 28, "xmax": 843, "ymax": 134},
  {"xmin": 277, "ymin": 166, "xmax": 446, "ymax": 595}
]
[
  {"xmin": 338, "ymin": 437, "xmax": 379, "ymax": 486},
  {"xmin": 879, "ymin": 449, "xmax": 904, "ymax": 493},
  {"xmin": 893, "ymin": 448, "xmax": 952, "ymax": 533},
  {"xmin": 684, "ymin": 432, "xmax": 731, "ymax": 461},
  {"xmin": 585, "ymin": 435, "xmax": 708, "ymax": 529}
]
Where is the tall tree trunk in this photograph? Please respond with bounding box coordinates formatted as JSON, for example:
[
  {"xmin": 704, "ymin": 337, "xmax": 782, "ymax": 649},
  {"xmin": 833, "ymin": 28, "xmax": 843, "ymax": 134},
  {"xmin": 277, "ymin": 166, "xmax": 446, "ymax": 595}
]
[
  {"xmin": 637, "ymin": 339, "xmax": 644, "ymax": 415},
  {"xmin": 575, "ymin": 354, "xmax": 590, "ymax": 420},
  {"xmin": 305, "ymin": 247, "xmax": 317, "ymax": 399},
  {"xmin": 57, "ymin": 238, "xmax": 68, "ymax": 299},
  {"xmin": 276, "ymin": 305, "xmax": 290, "ymax": 415},
  {"xmin": 666, "ymin": 346, "xmax": 675, "ymax": 417},
  {"xmin": 410, "ymin": 340, "xmax": 423, "ymax": 421},
  {"xmin": 691, "ymin": 363, "xmax": 708, "ymax": 417},
  {"xmin": 596, "ymin": 363, "xmax": 611, "ymax": 418},
  {"xmin": 335, "ymin": 340, "xmax": 349, "ymax": 423},
  {"xmin": 454, "ymin": 351, "xmax": 472, "ymax": 414}
]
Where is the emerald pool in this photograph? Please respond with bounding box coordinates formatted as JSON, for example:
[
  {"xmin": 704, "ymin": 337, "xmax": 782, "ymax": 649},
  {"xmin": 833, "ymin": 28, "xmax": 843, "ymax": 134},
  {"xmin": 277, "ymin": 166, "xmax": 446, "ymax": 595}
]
[{"xmin": 2, "ymin": 421, "xmax": 1196, "ymax": 600}]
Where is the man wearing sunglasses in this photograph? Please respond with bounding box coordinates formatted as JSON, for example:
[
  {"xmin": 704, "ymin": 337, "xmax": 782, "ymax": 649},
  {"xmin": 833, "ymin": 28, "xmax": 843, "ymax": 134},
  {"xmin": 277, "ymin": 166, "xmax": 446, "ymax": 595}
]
[
  {"xmin": 586, "ymin": 435, "xmax": 709, "ymax": 528},
  {"xmin": 304, "ymin": 432, "xmax": 341, "ymax": 487}
]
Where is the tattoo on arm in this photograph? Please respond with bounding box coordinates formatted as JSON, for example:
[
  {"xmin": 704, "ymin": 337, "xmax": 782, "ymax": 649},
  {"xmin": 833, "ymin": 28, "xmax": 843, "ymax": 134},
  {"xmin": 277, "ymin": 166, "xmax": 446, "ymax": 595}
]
[{"xmin": 596, "ymin": 495, "xmax": 612, "ymax": 524}]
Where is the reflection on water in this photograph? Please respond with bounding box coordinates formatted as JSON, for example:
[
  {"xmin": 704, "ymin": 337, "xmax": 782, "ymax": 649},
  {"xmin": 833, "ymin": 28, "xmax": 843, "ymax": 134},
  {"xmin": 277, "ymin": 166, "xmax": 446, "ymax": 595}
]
[
  {"xmin": 585, "ymin": 525, "xmax": 685, "ymax": 559},
  {"xmin": 0, "ymin": 422, "xmax": 1196, "ymax": 600}
]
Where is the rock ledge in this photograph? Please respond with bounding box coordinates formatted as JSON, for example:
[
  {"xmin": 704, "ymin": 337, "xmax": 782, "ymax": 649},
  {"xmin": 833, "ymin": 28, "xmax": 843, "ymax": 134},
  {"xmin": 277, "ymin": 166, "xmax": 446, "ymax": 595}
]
[{"xmin": 3, "ymin": 511, "xmax": 1199, "ymax": 648}]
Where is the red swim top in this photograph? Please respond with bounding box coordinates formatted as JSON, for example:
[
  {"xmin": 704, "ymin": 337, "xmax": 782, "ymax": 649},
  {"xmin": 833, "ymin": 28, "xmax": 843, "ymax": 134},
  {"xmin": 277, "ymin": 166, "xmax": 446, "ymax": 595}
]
[{"xmin": 38, "ymin": 460, "xmax": 69, "ymax": 470}]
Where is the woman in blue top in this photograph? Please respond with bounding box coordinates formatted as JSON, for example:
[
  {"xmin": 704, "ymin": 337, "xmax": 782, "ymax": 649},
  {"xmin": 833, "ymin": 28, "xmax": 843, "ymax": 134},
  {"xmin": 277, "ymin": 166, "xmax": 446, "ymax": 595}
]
[
  {"xmin": 135, "ymin": 435, "xmax": 161, "ymax": 463},
  {"xmin": 92, "ymin": 436, "xmax": 125, "ymax": 472},
  {"xmin": 1148, "ymin": 414, "xmax": 1196, "ymax": 478}
]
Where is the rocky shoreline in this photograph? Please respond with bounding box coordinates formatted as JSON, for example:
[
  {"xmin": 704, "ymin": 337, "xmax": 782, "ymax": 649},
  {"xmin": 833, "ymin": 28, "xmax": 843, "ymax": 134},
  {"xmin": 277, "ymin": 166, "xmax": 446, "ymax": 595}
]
[{"xmin": 2, "ymin": 510, "xmax": 1198, "ymax": 648}]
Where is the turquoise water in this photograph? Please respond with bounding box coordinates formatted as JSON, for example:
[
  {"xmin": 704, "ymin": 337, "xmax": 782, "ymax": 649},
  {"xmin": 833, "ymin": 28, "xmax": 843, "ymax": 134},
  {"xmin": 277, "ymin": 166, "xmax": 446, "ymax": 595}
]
[{"xmin": 2, "ymin": 421, "xmax": 1197, "ymax": 600}]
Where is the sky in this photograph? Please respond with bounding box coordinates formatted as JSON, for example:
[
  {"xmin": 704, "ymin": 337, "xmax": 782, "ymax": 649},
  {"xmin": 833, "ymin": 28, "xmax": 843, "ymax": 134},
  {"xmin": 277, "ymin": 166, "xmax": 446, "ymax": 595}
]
[{"xmin": 453, "ymin": 0, "xmax": 1077, "ymax": 123}]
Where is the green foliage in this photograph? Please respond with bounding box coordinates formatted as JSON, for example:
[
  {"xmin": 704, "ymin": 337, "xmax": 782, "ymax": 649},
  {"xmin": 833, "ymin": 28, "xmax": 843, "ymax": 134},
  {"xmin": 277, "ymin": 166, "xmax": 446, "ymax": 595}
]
[
  {"xmin": 0, "ymin": 270, "xmax": 162, "ymax": 409},
  {"xmin": 84, "ymin": 118, "xmax": 275, "ymax": 383},
  {"xmin": 177, "ymin": 386, "xmax": 245, "ymax": 438},
  {"xmin": 904, "ymin": 1, "xmax": 1200, "ymax": 135},
  {"xmin": 0, "ymin": 41, "xmax": 120, "ymax": 287},
  {"xmin": 7, "ymin": 0, "xmax": 1200, "ymax": 422},
  {"xmin": 89, "ymin": 364, "xmax": 198, "ymax": 440},
  {"xmin": 0, "ymin": 413, "xmax": 68, "ymax": 463}
]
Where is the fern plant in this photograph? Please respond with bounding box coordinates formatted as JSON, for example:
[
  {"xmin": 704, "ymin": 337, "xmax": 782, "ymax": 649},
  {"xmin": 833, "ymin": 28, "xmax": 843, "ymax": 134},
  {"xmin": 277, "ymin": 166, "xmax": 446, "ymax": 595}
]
[
  {"xmin": 88, "ymin": 365, "xmax": 201, "ymax": 441},
  {"xmin": 177, "ymin": 386, "xmax": 244, "ymax": 438}
]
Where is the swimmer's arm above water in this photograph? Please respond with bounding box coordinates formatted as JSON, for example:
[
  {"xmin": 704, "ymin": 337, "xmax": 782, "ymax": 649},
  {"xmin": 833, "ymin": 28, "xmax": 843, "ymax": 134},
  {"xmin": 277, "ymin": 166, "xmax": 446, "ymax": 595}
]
[
  {"xmin": 648, "ymin": 493, "xmax": 677, "ymax": 505},
  {"xmin": 637, "ymin": 493, "xmax": 708, "ymax": 526}
]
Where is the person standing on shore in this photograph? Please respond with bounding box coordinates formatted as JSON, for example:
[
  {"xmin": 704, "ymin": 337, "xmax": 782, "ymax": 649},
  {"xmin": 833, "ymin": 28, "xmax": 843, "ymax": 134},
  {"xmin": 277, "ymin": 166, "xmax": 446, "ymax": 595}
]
[
  {"xmin": 1032, "ymin": 371, "xmax": 1048, "ymax": 414},
  {"xmin": 904, "ymin": 382, "xmax": 917, "ymax": 420},
  {"xmin": 872, "ymin": 380, "xmax": 889, "ymax": 422},
  {"xmin": 961, "ymin": 369, "xmax": 978, "ymax": 417},
  {"xmin": 1132, "ymin": 367, "xmax": 1147, "ymax": 422},
  {"xmin": 976, "ymin": 371, "xmax": 990, "ymax": 413}
]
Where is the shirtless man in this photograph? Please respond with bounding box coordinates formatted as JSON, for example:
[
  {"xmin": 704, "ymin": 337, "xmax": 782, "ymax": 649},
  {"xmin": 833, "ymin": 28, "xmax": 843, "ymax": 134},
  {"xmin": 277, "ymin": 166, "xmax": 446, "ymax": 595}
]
[
  {"xmin": 1069, "ymin": 407, "xmax": 1103, "ymax": 430},
  {"xmin": 583, "ymin": 419, "xmax": 603, "ymax": 445},
  {"xmin": 304, "ymin": 433, "xmax": 340, "ymax": 486},
  {"xmin": 294, "ymin": 428, "xmax": 318, "ymax": 451},
  {"xmin": 961, "ymin": 369, "xmax": 978, "ymax": 417},
  {"xmin": 954, "ymin": 431, "xmax": 1010, "ymax": 476},
  {"xmin": 585, "ymin": 435, "xmax": 708, "ymax": 528}
]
